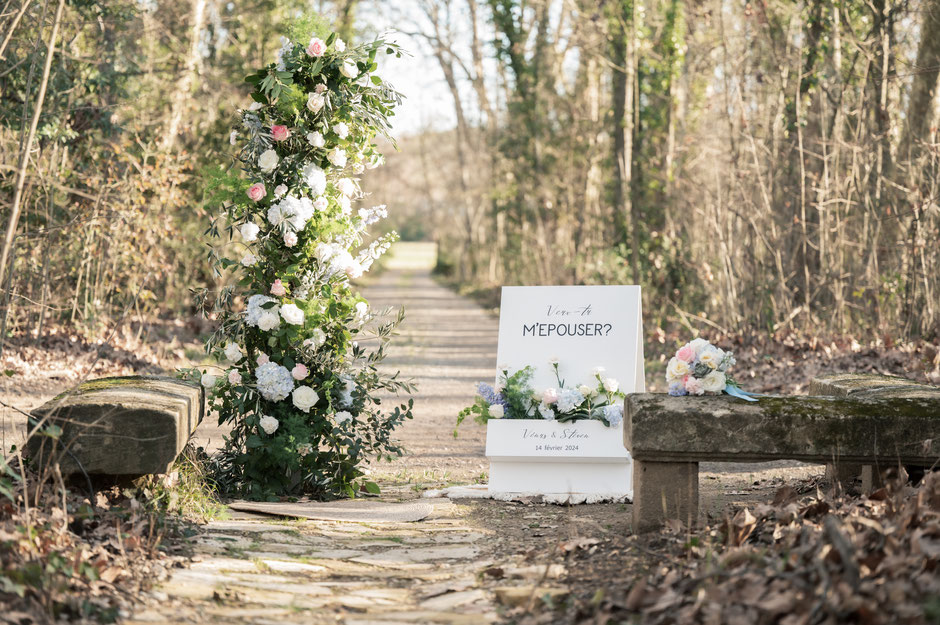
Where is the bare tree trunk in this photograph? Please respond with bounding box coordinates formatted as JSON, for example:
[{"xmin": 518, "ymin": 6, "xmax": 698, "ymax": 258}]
[
  {"xmin": 898, "ymin": 0, "xmax": 940, "ymax": 161},
  {"xmin": 162, "ymin": 0, "xmax": 207, "ymax": 151},
  {"xmin": 0, "ymin": 0, "xmax": 65, "ymax": 299}
]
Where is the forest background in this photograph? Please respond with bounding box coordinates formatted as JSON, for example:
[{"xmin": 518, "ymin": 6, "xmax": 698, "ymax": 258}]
[{"xmin": 1, "ymin": 0, "xmax": 938, "ymax": 358}]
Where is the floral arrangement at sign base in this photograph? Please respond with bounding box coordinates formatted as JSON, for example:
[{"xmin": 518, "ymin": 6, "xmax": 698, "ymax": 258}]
[
  {"xmin": 184, "ymin": 16, "xmax": 415, "ymax": 501},
  {"xmin": 456, "ymin": 359, "xmax": 625, "ymax": 435},
  {"xmin": 665, "ymin": 338, "xmax": 756, "ymax": 401}
]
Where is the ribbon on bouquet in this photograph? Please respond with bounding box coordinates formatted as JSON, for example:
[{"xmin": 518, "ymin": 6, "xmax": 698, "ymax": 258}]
[{"xmin": 723, "ymin": 384, "xmax": 759, "ymax": 402}]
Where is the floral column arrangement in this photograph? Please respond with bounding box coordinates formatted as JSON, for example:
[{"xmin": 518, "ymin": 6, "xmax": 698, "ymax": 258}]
[{"xmin": 194, "ymin": 26, "xmax": 414, "ymax": 500}]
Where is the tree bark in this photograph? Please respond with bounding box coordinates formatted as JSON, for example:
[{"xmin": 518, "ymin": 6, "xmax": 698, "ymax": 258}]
[
  {"xmin": 161, "ymin": 0, "xmax": 207, "ymax": 151},
  {"xmin": 898, "ymin": 0, "xmax": 940, "ymax": 162}
]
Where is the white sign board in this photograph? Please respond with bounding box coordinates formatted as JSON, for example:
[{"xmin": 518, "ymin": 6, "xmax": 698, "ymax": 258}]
[{"xmin": 486, "ymin": 285, "xmax": 644, "ymax": 501}]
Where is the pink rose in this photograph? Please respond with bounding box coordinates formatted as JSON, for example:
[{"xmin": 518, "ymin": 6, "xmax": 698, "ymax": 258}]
[
  {"xmin": 271, "ymin": 125, "xmax": 290, "ymax": 141},
  {"xmin": 676, "ymin": 344, "xmax": 695, "ymax": 363},
  {"xmin": 270, "ymin": 279, "xmax": 287, "ymax": 296},
  {"xmin": 228, "ymin": 370, "xmax": 242, "ymax": 385},
  {"xmin": 283, "ymin": 231, "xmax": 297, "ymax": 247},
  {"xmin": 306, "ymin": 37, "xmax": 326, "ymax": 57},
  {"xmin": 684, "ymin": 376, "xmax": 705, "ymax": 396},
  {"xmin": 315, "ymin": 83, "xmax": 327, "ymax": 94},
  {"xmin": 291, "ymin": 364, "xmax": 308, "ymax": 380},
  {"xmin": 256, "ymin": 353, "xmax": 269, "ymax": 366},
  {"xmin": 246, "ymin": 183, "xmax": 266, "ymax": 202},
  {"xmin": 542, "ymin": 387, "xmax": 559, "ymax": 405}
]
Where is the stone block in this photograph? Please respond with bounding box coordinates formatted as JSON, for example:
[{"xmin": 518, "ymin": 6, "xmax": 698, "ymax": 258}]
[
  {"xmin": 632, "ymin": 460, "xmax": 699, "ymax": 534},
  {"xmin": 26, "ymin": 375, "xmax": 204, "ymax": 478}
]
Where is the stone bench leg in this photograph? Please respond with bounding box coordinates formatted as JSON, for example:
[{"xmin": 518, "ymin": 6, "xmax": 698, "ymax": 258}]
[
  {"xmin": 632, "ymin": 460, "xmax": 699, "ymax": 533},
  {"xmin": 826, "ymin": 462, "xmax": 865, "ymax": 488}
]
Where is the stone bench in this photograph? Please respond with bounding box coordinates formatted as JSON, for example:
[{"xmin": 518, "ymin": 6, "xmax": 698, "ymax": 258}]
[
  {"xmin": 26, "ymin": 375, "xmax": 204, "ymax": 480},
  {"xmin": 625, "ymin": 375, "xmax": 939, "ymax": 533}
]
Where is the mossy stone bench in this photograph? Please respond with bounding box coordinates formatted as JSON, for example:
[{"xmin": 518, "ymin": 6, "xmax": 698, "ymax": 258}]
[
  {"xmin": 26, "ymin": 375, "xmax": 204, "ymax": 480},
  {"xmin": 625, "ymin": 373, "xmax": 939, "ymax": 533}
]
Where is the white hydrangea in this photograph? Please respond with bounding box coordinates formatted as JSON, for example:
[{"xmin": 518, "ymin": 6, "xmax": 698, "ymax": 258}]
[
  {"xmin": 255, "ymin": 362, "xmax": 294, "ymax": 401},
  {"xmin": 259, "ymin": 414, "xmax": 279, "ymax": 434},
  {"xmin": 327, "ymin": 147, "xmax": 347, "ymax": 168},
  {"xmin": 258, "ymin": 149, "xmax": 279, "ymax": 173},
  {"xmin": 302, "ymin": 163, "xmax": 327, "ymax": 195},
  {"xmin": 335, "ymin": 410, "xmax": 352, "ymax": 424},
  {"xmin": 538, "ymin": 402, "xmax": 555, "ymax": 420},
  {"xmin": 246, "ymin": 294, "xmax": 279, "ymax": 327},
  {"xmin": 224, "ymin": 342, "xmax": 243, "ymax": 362},
  {"xmin": 268, "ymin": 195, "xmax": 315, "ymax": 231},
  {"xmin": 280, "ymin": 303, "xmax": 305, "ymax": 325},
  {"xmin": 292, "ymin": 386, "xmax": 319, "ymax": 412}
]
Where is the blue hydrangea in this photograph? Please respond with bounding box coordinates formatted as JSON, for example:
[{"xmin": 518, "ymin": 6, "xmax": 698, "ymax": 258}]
[
  {"xmin": 604, "ymin": 404, "xmax": 624, "ymax": 426},
  {"xmin": 668, "ymin": 381, "xmax": 688, "ymax": 396},
  {"xmin": 477, "ymin": 383, "xmax": 506, "ymax": 407}
]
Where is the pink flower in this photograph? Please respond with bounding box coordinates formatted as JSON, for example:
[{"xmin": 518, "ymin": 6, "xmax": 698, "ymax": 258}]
[
  {"xmin": 306, "ymin": 37, "xmax": 326, "ymax": 57},
  {"xmin": 283, "ymin": 231, "xmax": 298, "ymax": 247},
  {"xmin": 256, "ymin": 353, "xmax": 269, "ymax": 366},
  {"xmin": 271, "ymin": 125, "xmax": 290, "ymax": 141},
  {"xmin": 247, "ymin": 183, "xmax": 266, "ymax": 202},
  {"xmin": 270, "ymin": 279, "xmax": 287, "ymax": 296},
  {"xmin": 228, "ymin": 370, "xmax": 242, "ymax": 385},
  {"xmin": 315, "ymin": 83, "xmax": 327, "ymax": 94},
  {"xmin": 291, "ymin": 363, "xmax": 308, "ymax": 380},
  {"xmin": 542, "ymin": 387, "xmax": 559, "ymax": 405},
  {"xmin": 684, "ymin": 376, "xmax": 705, "ymax": 396},
  {"xmin": 676, "ymin": 344, "xmax": 695, "ymax": 363}
]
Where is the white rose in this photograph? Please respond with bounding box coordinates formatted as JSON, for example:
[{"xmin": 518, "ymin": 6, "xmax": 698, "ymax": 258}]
[
  {"xmin": 698, "ymin": 348, "xmax": 722, "ymax": 369},
  {"xmin": 283, "ymin": 231, "xmax": 298, "ymax": 247},
  {"xmin": 578, "ymin": 384, "xmax": 595, "ymax": 397},
  {"xmin": 666, "ymin": 357, "xmax": 690, "ymax": 382},
  {"xmin": 259, "ymin": 415, "xmax": 279, "ymax": 435},
  {"xmin": 257, "ymin": 311, "xmax": 280, "ymax": 331},
  {"xmin": 240, "ymin": 222, "xmax": 259, "ymax": 241},
  {"xmin": 489, "ymin": 404, "xmax": 504, "ymax": 419},
  {"xmin": 334, "ymin": 38, "xmax": 346, "ymax": 52},
  {"xmin": 274, "ymin": 184, "xmax": 288, "ymax": 198},
  {"xmin": 280, "ymin": 303, "xmax": 305, "ymax": 325},
  {"xmin": 333, "ymin": 122, "xmax": 349, "ymax": 139},
  {"xmin": 304, "ymin": 328, "xmax": 327, "ymax": 348},
  {"xmin": 306, "ymin": 131, "xmax": 325, "ymax": 147},
  {"xmin": 201, "ymin": 373, "xmax": 217, "ymax": 387},
  {"xmin": 241, "ymin": 253, "xmax": 258, "ymax": 267},
  {"xmin": 340, "ymin": 60, "xmax": 358, "ymax": 78},
  {"xmin": 306, "ymin": 92, "xmax": 325, "ymax": 114},
  {"xmin": 327, "ymin": 147, "xmax": 347, "ymax": 168},
  {"xmin": 224, "ymin": 342, "xmax": 243, "ymax": 362},
  {"xmin": 258, "ymin": 149, "xmax": 279, "ymax": 173},
  {"xmin": 337, "ymin": 177, "xmax": 356, "ymax": 197},
  {"xmin": 292, "ymin": 386, "xmax": 320, "ymax": 412},
  {"xmin": 248, "ymin": 101, "xmax": 263, "ymax": 111},
  {"xmin": 227, "ymin": 369, "xmax": 242, "ymax": 385},
  {"xmin": 702, "ymin": 370, "xmax": 727, "ymax": 393},
  {"xmin": 313, "ymin": 196, "xmax": 328, "ymax": 211},
  {"xmin": 602, "ymin": 378, "xmax": 620, "ymax": 393},
  {"xmin": 335, "ymin": 410, "xmax": 352, "ymax": 424}
]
